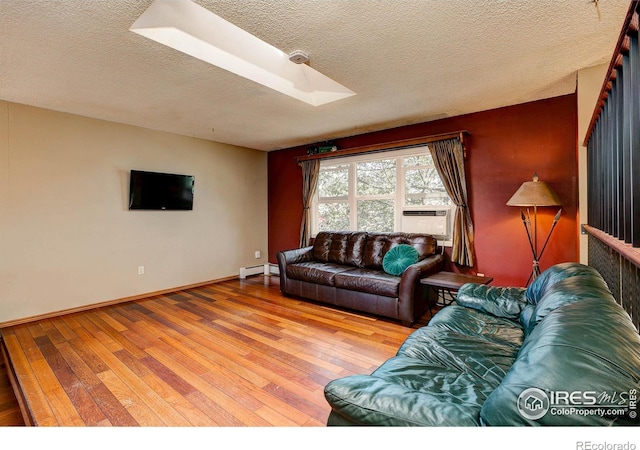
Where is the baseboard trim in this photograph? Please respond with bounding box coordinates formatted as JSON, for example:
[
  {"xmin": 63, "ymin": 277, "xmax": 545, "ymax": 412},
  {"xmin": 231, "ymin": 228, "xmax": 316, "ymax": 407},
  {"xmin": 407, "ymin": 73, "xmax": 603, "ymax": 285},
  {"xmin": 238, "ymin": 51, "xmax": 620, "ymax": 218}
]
[{"xmin": 0, "ymin": 275, "xmax": 239, "ymax": 329}]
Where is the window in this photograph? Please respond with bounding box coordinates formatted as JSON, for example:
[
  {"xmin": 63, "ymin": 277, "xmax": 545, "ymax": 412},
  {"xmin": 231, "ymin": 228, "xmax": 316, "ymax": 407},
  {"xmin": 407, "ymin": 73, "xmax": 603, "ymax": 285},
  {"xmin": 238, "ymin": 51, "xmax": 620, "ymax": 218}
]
[{"xmin": 313, "ymin": 146, "xmax": 453, "ymax": 240}]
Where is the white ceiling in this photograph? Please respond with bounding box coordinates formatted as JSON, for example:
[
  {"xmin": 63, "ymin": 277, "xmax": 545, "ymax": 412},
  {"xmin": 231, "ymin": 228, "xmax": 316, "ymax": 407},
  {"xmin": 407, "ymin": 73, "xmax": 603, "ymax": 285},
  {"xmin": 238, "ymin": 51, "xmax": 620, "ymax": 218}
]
[{"xmin": 0, "ymin": 0, "xmax": 630, "ymax": 151}]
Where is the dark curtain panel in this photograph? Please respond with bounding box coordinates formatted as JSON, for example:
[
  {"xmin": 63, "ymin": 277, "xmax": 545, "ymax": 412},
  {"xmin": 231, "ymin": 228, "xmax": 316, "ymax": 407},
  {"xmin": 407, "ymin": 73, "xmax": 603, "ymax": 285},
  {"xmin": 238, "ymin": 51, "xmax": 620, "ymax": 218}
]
[
  {"xmin": 299, "ymin": 159, "xmax": 320, "ymax": 247},
  {"xmin": 428, "ymin": 138, "xmax": 476, "ymax": 267}
]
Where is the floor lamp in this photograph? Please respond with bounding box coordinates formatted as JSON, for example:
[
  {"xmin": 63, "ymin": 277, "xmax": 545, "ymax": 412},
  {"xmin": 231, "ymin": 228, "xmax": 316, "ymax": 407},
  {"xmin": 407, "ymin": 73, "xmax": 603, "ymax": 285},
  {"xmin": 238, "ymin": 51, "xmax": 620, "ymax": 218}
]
[{"xmin": 507, "ymin": 173, "xmax": 562, "ymax": 285}]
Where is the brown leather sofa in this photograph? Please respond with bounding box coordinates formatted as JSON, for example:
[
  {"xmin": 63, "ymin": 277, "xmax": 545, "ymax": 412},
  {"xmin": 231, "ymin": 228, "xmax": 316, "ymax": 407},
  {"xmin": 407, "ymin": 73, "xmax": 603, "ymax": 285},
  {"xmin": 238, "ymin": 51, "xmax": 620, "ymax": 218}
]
[{"xmin": 276, "ymin": 231, "xmax": 445, "ymax": 326}]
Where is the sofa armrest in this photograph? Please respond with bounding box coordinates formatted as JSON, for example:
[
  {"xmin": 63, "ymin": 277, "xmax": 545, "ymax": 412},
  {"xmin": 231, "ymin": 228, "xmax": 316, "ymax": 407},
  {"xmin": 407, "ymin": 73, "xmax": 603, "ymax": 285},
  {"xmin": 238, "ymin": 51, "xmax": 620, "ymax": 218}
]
[
  {"xmin": 277, "ymin": 246, "xmax": 314, "ymax": 265},
  {"xmin": 401, "ymin": 254, "xmax": 444, "ymax": 285},
  {"xmin": 276, "ymin": 246, "xmax": 314, "ymax": 296},
  {"xmin": 325, "ymin": 373, "xmax": 481, "ymax": 426},
  {"xmin": 456, "ymin": 284, "xmax": 527, "ymax": 320},
  {"xmin": 397, "ymin": 254, "xmax": 445, "ymax": 324}
]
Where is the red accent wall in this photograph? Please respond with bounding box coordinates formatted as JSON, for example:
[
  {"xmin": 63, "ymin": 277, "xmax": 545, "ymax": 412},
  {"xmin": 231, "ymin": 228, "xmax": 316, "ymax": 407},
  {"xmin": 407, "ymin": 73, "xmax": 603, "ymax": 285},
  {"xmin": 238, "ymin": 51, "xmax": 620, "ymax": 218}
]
[{"xmin": 268, "ymin": 94, "xmax": 579, "ymax": 287}]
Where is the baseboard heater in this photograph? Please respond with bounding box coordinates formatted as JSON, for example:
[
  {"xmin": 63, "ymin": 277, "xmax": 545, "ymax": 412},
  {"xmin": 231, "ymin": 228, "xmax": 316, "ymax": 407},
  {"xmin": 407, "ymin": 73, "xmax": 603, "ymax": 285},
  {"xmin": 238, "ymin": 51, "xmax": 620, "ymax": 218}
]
[{"xmin": 239, "ymin": 263, "xmax": 280, "ymax": 279}]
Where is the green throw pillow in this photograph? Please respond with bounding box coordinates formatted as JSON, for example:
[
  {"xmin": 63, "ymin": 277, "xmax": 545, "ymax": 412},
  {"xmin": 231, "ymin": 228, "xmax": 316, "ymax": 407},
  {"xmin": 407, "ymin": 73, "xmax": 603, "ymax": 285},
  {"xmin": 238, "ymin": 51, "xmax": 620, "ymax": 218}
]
[{"xmin": 382, "ymin": 244, "xmax": 419, "ymax": 276}]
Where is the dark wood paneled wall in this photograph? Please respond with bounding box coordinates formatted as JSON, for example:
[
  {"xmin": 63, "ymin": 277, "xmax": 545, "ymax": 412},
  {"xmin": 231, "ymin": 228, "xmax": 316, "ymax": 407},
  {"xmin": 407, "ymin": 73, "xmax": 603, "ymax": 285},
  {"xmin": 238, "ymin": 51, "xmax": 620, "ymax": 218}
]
[{"xmin": 268, "ymin": 94, "xmax": 579, "ymax": 287}]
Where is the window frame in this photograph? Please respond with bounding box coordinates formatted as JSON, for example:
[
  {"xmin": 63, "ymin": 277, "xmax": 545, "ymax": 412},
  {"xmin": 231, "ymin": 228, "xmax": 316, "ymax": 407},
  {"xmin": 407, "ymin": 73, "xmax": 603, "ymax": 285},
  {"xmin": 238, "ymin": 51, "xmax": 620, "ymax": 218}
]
[{"xmin": 311, "ymin": 146, "xmax": 454, "ymax": 244}]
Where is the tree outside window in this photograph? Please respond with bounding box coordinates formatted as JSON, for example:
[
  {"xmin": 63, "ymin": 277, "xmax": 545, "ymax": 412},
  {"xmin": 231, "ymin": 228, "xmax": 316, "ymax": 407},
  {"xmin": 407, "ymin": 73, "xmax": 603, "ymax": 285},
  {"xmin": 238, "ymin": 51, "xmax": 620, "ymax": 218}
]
[{"xmin": 314, "ymin": 147, "xmax": 452, "ymax": 235}]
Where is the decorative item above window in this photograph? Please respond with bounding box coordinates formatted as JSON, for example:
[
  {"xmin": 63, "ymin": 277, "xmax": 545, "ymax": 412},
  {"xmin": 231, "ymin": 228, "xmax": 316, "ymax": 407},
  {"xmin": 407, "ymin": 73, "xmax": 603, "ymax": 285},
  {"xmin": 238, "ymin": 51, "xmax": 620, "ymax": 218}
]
[
  {"xmin": 296, "ymin": 131, "xmax": 468, "ymax": 163},
  {"xmin": 307, "ymin": 141, "xmax": 338, "ymax": 156}
]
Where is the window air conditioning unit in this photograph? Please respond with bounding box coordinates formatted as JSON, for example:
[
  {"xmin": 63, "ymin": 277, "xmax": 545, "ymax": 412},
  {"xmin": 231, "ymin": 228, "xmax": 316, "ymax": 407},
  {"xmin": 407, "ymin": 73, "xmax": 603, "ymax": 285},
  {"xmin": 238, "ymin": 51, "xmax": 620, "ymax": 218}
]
[{"xmin": 401, "ymin": 209, "xmax": 450, "ymax": 237}]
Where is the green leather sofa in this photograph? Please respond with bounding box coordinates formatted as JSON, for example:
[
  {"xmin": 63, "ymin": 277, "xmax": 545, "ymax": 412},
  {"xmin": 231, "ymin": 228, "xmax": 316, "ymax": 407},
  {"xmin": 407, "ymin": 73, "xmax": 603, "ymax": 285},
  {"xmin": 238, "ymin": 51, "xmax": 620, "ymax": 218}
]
[{"xmin": 324, "ymin": 262, "xmax": 640, "ymax": 426}]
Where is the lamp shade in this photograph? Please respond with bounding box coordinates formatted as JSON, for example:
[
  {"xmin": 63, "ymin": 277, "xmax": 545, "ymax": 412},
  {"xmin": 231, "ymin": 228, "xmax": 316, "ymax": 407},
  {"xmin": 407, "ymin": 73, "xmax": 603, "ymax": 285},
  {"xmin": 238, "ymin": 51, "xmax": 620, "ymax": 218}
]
[{"xmin": 506, "ymin": 173, "xmax": 562, "ymax": 207}]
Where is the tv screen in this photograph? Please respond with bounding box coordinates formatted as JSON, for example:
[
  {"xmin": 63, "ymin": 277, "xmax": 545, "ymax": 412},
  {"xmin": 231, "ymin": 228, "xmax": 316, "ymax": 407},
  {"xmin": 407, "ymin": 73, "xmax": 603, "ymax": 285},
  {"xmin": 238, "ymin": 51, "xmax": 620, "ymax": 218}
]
[{"xmin": 129, "ymin": 170, "xmax": 194, "ymax": 210}]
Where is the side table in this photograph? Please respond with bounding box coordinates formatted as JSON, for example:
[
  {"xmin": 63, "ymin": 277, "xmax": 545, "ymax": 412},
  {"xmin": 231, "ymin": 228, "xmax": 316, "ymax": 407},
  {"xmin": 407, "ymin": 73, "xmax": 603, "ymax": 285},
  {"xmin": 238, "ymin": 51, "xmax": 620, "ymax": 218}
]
[{"xmin": 420, "ymin": 271, "xmax": 494, "ymax": 316}]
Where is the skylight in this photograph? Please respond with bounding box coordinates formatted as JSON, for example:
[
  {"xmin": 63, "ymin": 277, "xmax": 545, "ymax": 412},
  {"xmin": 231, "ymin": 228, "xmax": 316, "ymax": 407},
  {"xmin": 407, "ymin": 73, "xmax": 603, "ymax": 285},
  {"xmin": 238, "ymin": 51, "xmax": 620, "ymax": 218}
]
[{"xmin": 130, "ymin": 0, "xmax": 356, "ymax": 106}]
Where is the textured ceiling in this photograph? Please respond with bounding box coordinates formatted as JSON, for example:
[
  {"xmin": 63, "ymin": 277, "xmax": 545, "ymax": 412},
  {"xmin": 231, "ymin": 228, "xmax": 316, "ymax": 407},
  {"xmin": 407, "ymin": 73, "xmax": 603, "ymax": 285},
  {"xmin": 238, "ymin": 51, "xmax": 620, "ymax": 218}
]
[{"xmin": 0, "ymin": 0, "xmax": 630, "ymax": 151}]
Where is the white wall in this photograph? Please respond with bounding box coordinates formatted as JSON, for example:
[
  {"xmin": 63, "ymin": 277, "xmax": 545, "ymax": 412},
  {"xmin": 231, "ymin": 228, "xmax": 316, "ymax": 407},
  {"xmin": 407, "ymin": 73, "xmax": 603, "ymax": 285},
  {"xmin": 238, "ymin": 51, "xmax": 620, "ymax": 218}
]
[
  {"xmin": 0, "ymin": 101, "xmax": 268, "ymax": 323},
  {"xmin": 577, "ymin": 63, "xmax": 608, "ymax": 264}
]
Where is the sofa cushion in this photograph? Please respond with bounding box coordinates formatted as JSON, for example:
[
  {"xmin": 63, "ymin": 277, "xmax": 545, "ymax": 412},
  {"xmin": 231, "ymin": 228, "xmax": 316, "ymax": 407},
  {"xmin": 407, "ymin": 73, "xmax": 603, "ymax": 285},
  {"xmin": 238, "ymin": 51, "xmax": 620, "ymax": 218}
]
[
  {"xmin": 286, "ymin": 262, "xmax": 353, "ymax": 286},
  {"xmin": 525, "ymin": 262, "xmax": 602, "ymax": 305},
  {"xmin": 324, "ymin": 356, "xmax": 491, "ymax": 426},
  {"xmin": 362, "ymin": 233, "xmax": 394, "ymax": 269},
  {"xmin": 325, "ymin": 306, "xmax": 525, "ymax": 426},
  {"xmin": 456, "ymin": 284, "xmax": 527, "ymax": 320},
  {"xmin": 400, "ymin": 306, "xmax": 524, "ymax": 380},
  {"xmin": 363, "ymin": 233, "xmax": 437, "ymax": 269},
  {"xmin": 404, "ymin": 233, "xmax": 438, "ymax": 259},
  {"xmin": 312, "ymin": 231, "xmax": 367, "ymax": 267},
  {"xmin": 525, "ymin": 274, "xmax": 613, "ymax": 333},
  {"xmin": 324, "ymin": 361, "xmax": 485, "ymax": 426},
  {"xmin": 382, "ymin": 244, "xmax": 419, "ymax": 276},
  {"xmin": 311, "ymin": 231, "xmax": 333, "ymax": 262},
  {"xmin": 480, "ymin": 296, "xmax": 640, "ymax": 426},
  {"xmin": 333, "ymin": 269, "xmax": 401, "ymax": 297}
]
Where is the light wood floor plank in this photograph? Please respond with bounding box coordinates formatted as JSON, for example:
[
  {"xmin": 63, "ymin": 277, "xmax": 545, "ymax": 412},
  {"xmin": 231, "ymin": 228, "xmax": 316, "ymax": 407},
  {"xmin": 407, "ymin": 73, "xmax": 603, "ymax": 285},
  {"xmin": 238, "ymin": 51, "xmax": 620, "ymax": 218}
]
[
  {"xmin": 34, "ymin": 335, "xmax": 106, "ymax": 426},
  {"xmin": 144, "ymin": 346, "xmax": 270, "ymax": 426},
  {"xmin": 29, "ymin": 358, "xmax": 84, "ymax": 425},
  {"xmin": 3, "ymin": 333, "xmax": 58, "ymax": 426},
  {"xmin": 254, "ymin": 403, "xmax": 302, "ymax": 427},
  {"xmin": 140, "ymin": 371, "xmax": 216, "ymax": 426},
  {"xmin": 96, "ymin": 369, "xmax": 165, "ymax": 426},
  {"xmin": 80, "ymin": 332, "xmax": 190, "ymax": 426}
]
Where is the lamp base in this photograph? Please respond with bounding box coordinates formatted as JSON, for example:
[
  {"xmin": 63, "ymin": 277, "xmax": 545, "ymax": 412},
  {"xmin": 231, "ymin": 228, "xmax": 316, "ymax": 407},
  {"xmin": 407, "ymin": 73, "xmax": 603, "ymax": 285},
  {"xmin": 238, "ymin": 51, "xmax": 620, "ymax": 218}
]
[
  {"xmin": 527, "ymin": 260, "xmax": 541, "ymax": 286},
  {"xmin": 518, "ymin": 207, "xmax": 562, "ymax": 287}
]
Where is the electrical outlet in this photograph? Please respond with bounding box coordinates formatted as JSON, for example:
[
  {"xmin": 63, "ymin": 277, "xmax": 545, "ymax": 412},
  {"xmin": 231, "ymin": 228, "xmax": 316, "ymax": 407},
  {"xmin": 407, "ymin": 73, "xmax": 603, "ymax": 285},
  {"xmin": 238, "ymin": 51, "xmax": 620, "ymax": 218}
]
[
  {"xmin": 254, "ymin": 250, "xmax": 261, "ymax": 259},
  {"xmin": 138, "ymin": 266, "xmax": 145, "ymax": 275}
]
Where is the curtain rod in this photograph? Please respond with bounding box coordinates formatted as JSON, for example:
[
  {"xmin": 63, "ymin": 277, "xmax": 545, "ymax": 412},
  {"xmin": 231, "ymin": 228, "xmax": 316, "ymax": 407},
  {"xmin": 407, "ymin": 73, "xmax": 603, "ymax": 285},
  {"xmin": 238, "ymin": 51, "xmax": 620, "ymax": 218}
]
[{"xmin": 296, "ymin": 130, "xmax": 469, "ymax": 163}]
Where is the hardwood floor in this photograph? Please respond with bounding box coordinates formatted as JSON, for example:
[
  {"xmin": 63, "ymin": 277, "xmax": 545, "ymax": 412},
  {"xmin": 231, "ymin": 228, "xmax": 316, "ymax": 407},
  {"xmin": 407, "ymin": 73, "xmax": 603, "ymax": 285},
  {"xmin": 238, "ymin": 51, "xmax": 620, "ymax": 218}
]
[
  {"xmin": 0, "ymin": 350, "xmax": 25, "ymax": 426},
  {"xmin": 0, "ymin": 275, "xmax": 429, "ymax": 427}
]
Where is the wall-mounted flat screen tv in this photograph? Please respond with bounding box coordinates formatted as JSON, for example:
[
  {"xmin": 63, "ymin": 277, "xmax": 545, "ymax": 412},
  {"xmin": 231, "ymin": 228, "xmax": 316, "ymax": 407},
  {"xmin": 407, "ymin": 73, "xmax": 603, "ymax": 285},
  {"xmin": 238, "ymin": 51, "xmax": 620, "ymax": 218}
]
[{"xmin": 129, "ymin": 170, "xmax": 194, "ymax": 210}]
